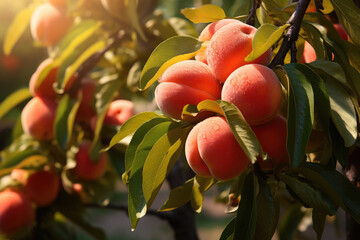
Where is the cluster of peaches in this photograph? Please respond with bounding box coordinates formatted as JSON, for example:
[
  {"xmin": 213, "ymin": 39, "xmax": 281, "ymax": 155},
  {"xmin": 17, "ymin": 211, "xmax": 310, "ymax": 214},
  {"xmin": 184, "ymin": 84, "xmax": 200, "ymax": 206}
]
[
  {"xmin": 155, "ymin": 19, "xmax": 288, "ymax": 181},
  {"xmin": 0, "ymin": 0, "xmax": 136, "ymax": 237}
]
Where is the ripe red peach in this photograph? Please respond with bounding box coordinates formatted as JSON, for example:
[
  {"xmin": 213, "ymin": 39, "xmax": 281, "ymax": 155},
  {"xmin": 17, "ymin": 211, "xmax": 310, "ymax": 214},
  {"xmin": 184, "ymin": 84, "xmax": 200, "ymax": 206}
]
[
  {"xmin": 24, "ymin": 169, "xmax": 60, "ymax": 206},
  {"xmin": 221, "ymin": 64, "xmax": 283, "ymax": 125},
  {"xmin": 30, "ymin": 3, "xmax": 73, "ymax": 47},
  {"xmin": 207, "ymin": 22, "xmax": 272, "ymax": 83},
  {"xmin": 195, "ymin": 19, "xmax": 240, "ymax": 64},
  {"xmin": 74, "ymin": 142, "xmax": 107, "ymax": 180},
  {"xmin": 155, "ymin": 60, "xmax": 221, "ymax": 120},
  {"xmin": 104, "ymin": 100, "xmax": 135, "ymax": 126},
  {"xmin": 252, "ymin": 115, "xmax": 288, "ymax": 171},
  {"xmin": 185, "ymin": 116, "xmax": 250, "ymax": 181},
  {"xmin": 0, "ymin": 189, "xmax": 35, "ymax": 235},
  {"xmin": 76, "ymin": 78, "xmax": 97, "ymax": 122},
  {"xmin": 21, "ymin": 97, "xmax": 57, "ymax": 140},
  {"xmin": 300, "ymin": 41, "xmax": 317, "ymax": 63},
  {"xmin": 29, "ymin": 58, "xmax": 57, "ymax": 100}
]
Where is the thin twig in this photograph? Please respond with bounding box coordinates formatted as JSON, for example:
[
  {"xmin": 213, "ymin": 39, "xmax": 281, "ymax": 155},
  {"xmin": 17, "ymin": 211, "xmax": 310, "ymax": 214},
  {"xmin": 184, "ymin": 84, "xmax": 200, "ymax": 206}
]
[
  {"xmin": 245, "ymin": 0, "xmax": 259, "ymax": 26},
  {"xmin": 269, "ymin": 0, "xmax": 311, "ymax": 67}
]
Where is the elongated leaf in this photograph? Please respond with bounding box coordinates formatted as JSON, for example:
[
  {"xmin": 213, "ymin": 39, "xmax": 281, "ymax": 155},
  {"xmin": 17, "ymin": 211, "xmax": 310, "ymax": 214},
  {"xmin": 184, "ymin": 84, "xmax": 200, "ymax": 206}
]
[
  {"xmin": 181, "ymin": 4, "xmax": 226, "ymax": 23},
  {"xmin": 143, "ymin": 127, "xmax": 187, "ymax": 209},
  {"xmin": 127, "ymin": 0, "xmax": 147, "ymax": 41},
  {"xmin": 0, "ymin": 155, "xmax": 47, "ymax": 178},
  {"xmin": 123, "ymin": 117, "xmax": 170, "ymax": 180},
  {"xmin": 3, "ymin": 6, "xmax": 34, "ymax": 55},
  {"xmin": 283, "ymin": 64, "xmax": 314, "ymax": 168},
  {"xmin": 278, "ymin": 203, "xmax": 305, "ymax": 240},
  {"xmin": 281, "ymin": 174, "xmax": 331, "ymax": 214},
  {"xmin": 220, "ymin": 218, "xmax": 236, "ymax": 240},
  {"xmin": 330, "ymin": 0, "xmax": 360, "ymax": 47},
  {"xmin": 128, "ymin": 121, "xmax": 177, "ymax": 228},
  {"xmin": 139, "ymin": 36, "xmax": 202, "ymax": 90},
  {"xmin": 245, "ymin": 24, "xmax": 289, "ymax": 62},
  {"xmin": 234, "ymin": 171, "xmax": 258, "ymax": 240},
  {"xmin": 309, "ymin": 60, "xmax": 347, "ymax": 84},
  {"xmin": 296, "ymin": 163, "xmax": 360, "ymax": 223},
  {"xmin": 312, "ymin": 209, "xmax": 326, "ymax": 240},
  {"xmin": 183, "ymin": 100, "xmax": 263, "ymax": 163},
  {"xmin": 105, "ymin": 112, "xmax": 164, "ymax": 151},
  {"xmin": 301, "ymin": 21, "xmax": 329, "ymax": 60},
  {"xmin": 0, "ymin": 148, "xmax": 39, "ymax": 170},
  {"xmin": 190, "ymin": 175, "xmax": 216, "ymax": 213},
  {"xmin": 159, "ymin": 177, "xmax": 194, "ymax": 211},
  {"xmin": 254, "ymin": 178, "xmax": 275, "ymax": 240},
  {"xmin": 229, "ymin": 0, "xmax": 251, "ymax": 17},
  {"xmin": 312, "ymin": 68, "xmax": 357, "ymax": 147},
  {"xmin": 0, "ymin": 88, "xmax": 31, "ymax": 119}
]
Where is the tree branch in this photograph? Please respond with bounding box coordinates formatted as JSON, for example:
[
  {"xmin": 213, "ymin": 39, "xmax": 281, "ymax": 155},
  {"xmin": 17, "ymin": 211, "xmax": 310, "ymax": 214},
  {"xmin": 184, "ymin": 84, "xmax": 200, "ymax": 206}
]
[
  {"xmin": 269, "ymin": 0, "xmax": 311, "ymax": 67},
  {"xmin": 245, "ymin": 0, "xmax": 259, "ymax": 27}
]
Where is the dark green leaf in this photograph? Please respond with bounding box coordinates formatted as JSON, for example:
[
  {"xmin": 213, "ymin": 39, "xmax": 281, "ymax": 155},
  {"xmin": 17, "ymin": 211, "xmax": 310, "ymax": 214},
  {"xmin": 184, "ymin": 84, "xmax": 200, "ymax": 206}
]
[
  {"xmin": 234, "ymin": 171, "xmax": 258, "ymax": 240},
  {"xmin": 0, "ymin": 88, "xmax": 31, "ymax": 119},
  {"xmin": 220, "ymin": 217, "xmax": 236, "ymax": 240},
  {"xmin": 312, "ymin": 209, "xmax": 326, "ymax": 240},
  {"xmin": 128, "ymin": 0, "xmax": 147, "ymax": 41},
  {"xmin": 254, "ymin": 177, "xmax": 276, "ymax": 240},
  {"xmin": 278, "ymin": 203, "xmax": 305, "ymax": 240},
  {"xmin": 105, "ymin": 112, "xmax": 165, "ymax": 151},
  {"xmin": 301, "ymin": 21, "xmax": 329, "ymax": 60},
  {"xmin": 283, "ymin": 63, "xmax": 314, "ymax": 168},
  {"xmin": 280, "ymin": 174, "xmax": 331, "ymax": 214},
  {"xmin": 229, "ymin": 0, "xmax": 251, "ymax": 17},
  {"xmin": 296, "ymin": 163, "xmax": 360, "ymax": 223},
  {"xmin": 139, "ymin": 36, "xmax": 202, "ymax": 90}
]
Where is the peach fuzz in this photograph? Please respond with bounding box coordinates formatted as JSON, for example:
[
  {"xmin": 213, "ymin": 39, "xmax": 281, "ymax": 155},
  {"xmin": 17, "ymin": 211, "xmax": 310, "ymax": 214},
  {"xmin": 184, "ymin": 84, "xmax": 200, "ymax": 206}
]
[
  {"xmin": 221, "ymin": 64, "xmax": 282, "ymax": 125},
  {"xmin": 252, "ymin": 115, "xmax": 288, "ymax": 171},
  {"xmin": 29, "ymin": 58, "xmax": 57, "ymax": 100},
  {"xmin": 24, "ymin": 169, "xmax": 61, "ymax": 206},
  {"xmin": 195, "ymin": 19, "xmax": 240, "ymax": 64},
  {"xmin": 155, "ymin": 60, "xmax": 221, "ymax": 120},
  {"xmin": 185, "ymin": 116, "xmax": 249, "ymax": 181},
  {"xmin": 76, "ymin": 78, "xmax": 97, "ymax": 122},
  {"xmin": 74, "ymin": 142, "xmax": 107, "ymax": 180},
  {"xmin": 0, "ymin": 189, "xmax": 35, "ymax": 235},
  {"xmin": 30, "ymin": 3, "xmax": 73, "ymax": 47},
  {"xmin": 21, "ymin": 97, "xmax": 57, "ymax": 140},
  {"xmin": 207, "ymin": 22, "xmax": 272, "ymax": 83},
  {"xmin": 104, "ymin": 100, "xmax": 135, "ymax": 126}
]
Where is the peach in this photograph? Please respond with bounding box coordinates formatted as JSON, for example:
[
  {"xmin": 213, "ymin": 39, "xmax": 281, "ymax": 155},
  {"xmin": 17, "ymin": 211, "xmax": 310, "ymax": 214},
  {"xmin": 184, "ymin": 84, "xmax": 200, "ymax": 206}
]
[
  {"xmin": 76, "ymin": 78, "xmax": 97, "ymax": 122},
  {"xmin": 221, "ymin": 64, "xmax": 282, "ymax": 125},
  {"xmin": 333, "ymin": 23, "xmax": 348, "ymax": 41},
  {"xmin": 29, "ymin": 58, "xmax": 57, "ymax": 100},
  {"xmin": 21, "ymin": 97, "xmax": 57, "ymax": 140},
  {"xmin": 0, "ymin": 189, "xmax": 35, "ymax": 235},
  {"xmin": 10, "ymin": 169, "xmax": 29, "ymax": 185},
  {"xmin": 185, "ymin": 116, "xmax": 250, "ymax": 181},
  {"xmin": 24, "ymin": 169, "xmax": 60, "ymax": 206},
  {"xmin": 74, "ymin": 142, "xmax": 107, "ymax": 180},
  {"xmin": 207, "ymin": 22, "xmax": 272, "ymax": 83},
  {"xmin": 155, "ymin": 60, "xmax": 221, "ymax": 120},
  {"xmin": 48, "ymin": 0, "xmax": 67, "ymax": 6},
  {"xmin": 195, "ymin": 19, "xmax": 240, "ymax": 64},
  {"xmin": 301, "ymin": 41, "xmax": 316, "ymax": 63},
  {"xmin": 104, "ymin": 99, "xmax": 135, "ymax": 126},
  {"xmin": 30, "ymin": 3, "xmax": 73, "ymax": 47},
  {"xmin": 252, "ymin": 115, "xmax": 288, "ymax": 171}
]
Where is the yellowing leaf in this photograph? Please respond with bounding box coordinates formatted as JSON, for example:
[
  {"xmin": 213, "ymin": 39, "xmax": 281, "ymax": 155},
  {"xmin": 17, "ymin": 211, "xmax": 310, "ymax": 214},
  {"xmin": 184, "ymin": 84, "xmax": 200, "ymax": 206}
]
[
  {"xmin": 181, "ymin": 4, "xmax": 226, "ymax": 24},
  {"xmin": 3, "ymin": 6, "xmax": 35, "ymax": 55},
  {"xmin": 321, "ymin": 0, "xmax": 334, "ymax": 14}
]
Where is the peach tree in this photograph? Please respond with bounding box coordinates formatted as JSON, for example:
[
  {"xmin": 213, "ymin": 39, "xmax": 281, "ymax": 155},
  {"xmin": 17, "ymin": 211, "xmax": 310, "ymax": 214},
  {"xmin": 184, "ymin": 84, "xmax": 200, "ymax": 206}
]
[{"xmin": 1, "ymin": 0, "xmax": 360, "ymax": 240}]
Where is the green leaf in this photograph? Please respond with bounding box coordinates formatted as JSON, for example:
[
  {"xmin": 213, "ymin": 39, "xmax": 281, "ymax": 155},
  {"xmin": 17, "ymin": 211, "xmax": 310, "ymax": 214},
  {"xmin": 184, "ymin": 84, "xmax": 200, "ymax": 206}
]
[
  {"xmin": 0, "ymin": 88, "xmax": 31, "ymax": 119},
  {"xmin": 234, "ymin": 171, "xmax": 258, "ymax": 240},
  {"xmin": 0, "ymin": 155, "xmax": 48, "ymax": 178},
  {"xmin": 283, "ymin": 64, "xmax": 314, "ymax": 168},
  {"xmin": 190, "ymin": 175, "xmax": 216, "ymax": 213},
  {"xmin": 280, "ymin": 174, "xmax": 331, "ymax": 214},
  {"xmin": 278, "ymin": 203, "xmax": 305, "ymax": 240},
  {"xmin": 128, "ymin": 121, "xmax": 177, "ymax": 228},
  {"xmin": 181, "ymin": 4, "xmax": 226, "ymax": 24},
  {"xmin": 301, "ymin": 21, "xmax": 329, "ymax": 60},
  {"xmin": 254, "ymin": 178, "xmax": 276, "ymax": 240},
  {"xmin": 245, "ymin": 24, "xmax": 289, "ymax": 62},
  {"xmin": 142, "ymin": 127, "xmax": 187, "ymax": 209},
  {"xmin": 123, "ymin": 117, "xmax": 170, "ymax": 180},
  {"xmin": 229, "ymin": 0, "xmax": 251, "ymax": 17},
  {"xmin": 3, "ymin": 6, "xmax": 34, "ymax": 55},
  {"xmin": 309, "ymin": 60, "xmax": 347, "ymax": 84},
  {"xmin": 183, "ymin": 100, "xmax": 263, "ymax": 163},
  {"xmin": 330, "ymin": 0, "xmax": 360, "ymax": 47},
  {"xmin": 311, "ymin": 68, "xmax": 357, "ymax": 147},
  {"xmin": 139, "ymin": 36, "xmax": 202, "ymax": 90},
  {"xmin": 220, "ymin": 218, "xmax": 236, "ymax": 240},
  {"xmin": 296, "ymin": 163, "xmax": 360, "ymax": 223},
  {"xmin": 312, "ymin": 209, "xmax": 326, "ymax": 240},
  {"xmin": 127, "ymin": 0, "xmax": 147, "ymax": 41},
  {"xmin": 105, "ymin": 112, "xmax": 164, "ymax": 151}
]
